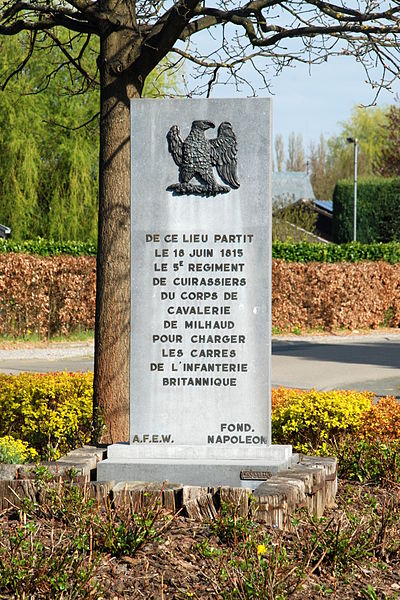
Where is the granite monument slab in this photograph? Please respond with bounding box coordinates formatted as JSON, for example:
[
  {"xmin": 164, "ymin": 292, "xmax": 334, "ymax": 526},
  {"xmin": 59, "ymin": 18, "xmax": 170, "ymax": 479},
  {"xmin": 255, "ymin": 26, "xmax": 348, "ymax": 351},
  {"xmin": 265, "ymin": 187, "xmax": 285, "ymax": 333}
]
[{"xmin": 97, "ymin": 98, "xmax": 292, "ymax": 487}]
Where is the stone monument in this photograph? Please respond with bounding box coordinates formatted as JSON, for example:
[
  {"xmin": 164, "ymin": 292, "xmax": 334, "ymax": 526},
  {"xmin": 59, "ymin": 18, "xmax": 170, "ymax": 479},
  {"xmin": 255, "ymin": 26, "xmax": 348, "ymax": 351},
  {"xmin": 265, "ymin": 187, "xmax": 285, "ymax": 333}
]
[{"xmin": 97, "ymin": 98, "xmax": 292, "ymax": 487}]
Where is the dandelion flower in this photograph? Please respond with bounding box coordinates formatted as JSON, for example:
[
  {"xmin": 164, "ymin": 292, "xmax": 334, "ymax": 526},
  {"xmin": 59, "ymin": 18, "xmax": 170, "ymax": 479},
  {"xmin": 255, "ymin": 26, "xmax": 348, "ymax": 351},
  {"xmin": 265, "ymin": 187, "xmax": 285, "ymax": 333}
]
[{"xmin": 257, "ymin": 544, "xmax": 267, "ymax": 556}]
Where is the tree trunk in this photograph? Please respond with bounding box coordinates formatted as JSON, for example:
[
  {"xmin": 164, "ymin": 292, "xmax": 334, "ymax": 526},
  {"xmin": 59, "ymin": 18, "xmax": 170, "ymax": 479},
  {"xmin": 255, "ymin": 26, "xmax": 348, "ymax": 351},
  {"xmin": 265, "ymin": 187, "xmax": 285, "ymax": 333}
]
[{"xmin": 93, "ymin": 24, "xmax": 142, "ymax": 443}]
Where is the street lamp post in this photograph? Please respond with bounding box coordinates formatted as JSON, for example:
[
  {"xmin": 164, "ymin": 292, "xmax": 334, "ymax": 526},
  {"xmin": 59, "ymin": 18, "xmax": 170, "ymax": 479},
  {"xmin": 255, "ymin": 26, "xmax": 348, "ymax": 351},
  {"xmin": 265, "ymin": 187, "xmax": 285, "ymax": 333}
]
[{"xmin": 346, "ymin": 137, "xmax": 358, "ymax": 242}]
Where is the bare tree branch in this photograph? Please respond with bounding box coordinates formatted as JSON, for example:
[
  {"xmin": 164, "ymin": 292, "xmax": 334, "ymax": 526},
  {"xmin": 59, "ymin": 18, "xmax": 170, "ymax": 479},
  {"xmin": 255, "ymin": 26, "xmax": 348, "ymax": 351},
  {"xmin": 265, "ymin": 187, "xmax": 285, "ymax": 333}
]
[
  {"xmin": 135, "ymin": 0, "xmax": 201, "ymax": 78},
  {"xmin": 1, "ymin": 29, "xmax": 36, "ymax": 90},
  {"xmin": 0, "ymin": 16, "xmax": 97, "ymax": 35},
  {"xmin": 2, "ymin": 1, "xmax": 400, "ymax": 100},
  {"xmin": 43, "ymin": 110, "xmax": 100, "ymax": 131},
  {"xmin": 46, "ymin": 30, "xmax": 99, "ymax": 86}
]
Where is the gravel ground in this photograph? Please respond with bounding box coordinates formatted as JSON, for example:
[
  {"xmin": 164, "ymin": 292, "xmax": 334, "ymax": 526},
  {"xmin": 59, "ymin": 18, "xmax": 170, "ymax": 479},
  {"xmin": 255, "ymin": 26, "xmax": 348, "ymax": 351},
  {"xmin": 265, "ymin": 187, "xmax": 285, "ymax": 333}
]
[{"xmin": 0, "ymin": 341, "xmax": 94, "ymax": 361}]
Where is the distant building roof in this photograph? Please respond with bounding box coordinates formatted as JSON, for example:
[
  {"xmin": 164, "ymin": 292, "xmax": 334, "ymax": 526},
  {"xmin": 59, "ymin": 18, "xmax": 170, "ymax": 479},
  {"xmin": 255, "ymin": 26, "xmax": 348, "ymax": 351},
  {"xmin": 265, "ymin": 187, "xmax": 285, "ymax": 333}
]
[
  {"xmin": 314, "ymin": 200, "xmax": 333, "ymax": 214},
  {"xmin": 272, "ymin": 171, "xmax": 315, "ymax": 204}
]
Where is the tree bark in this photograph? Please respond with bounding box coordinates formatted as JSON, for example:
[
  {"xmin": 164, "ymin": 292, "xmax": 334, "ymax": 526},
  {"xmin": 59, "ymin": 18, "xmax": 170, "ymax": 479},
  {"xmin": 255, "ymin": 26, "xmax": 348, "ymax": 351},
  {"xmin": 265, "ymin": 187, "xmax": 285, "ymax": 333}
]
[
  {"xmin": 92, "ymin": 1, "xmax": 196, "ymax": 443},
  {"xmin": 93, "ymin": 21, "xmax": 142, "ymax": 443}
]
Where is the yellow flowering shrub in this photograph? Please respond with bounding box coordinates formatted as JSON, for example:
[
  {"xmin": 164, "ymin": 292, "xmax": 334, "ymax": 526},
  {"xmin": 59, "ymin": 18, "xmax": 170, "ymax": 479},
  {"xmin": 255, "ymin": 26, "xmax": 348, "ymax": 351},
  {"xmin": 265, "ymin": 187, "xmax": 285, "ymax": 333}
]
[
  {"xmin": 0, "ymin": 435, "xmax": 38, "ymax": 463},
  {"xmin": 271, "ymin": 386, "xmax": 305, "ymax": 410},
  {"xmin": 0, "ymin": 372, "xmax": 93, "ymax": 460},
  {"xmin": 271, "ymin": 388, "xmax": 374, "ymax": 454},
  {"xmin": 272, "ymin": 388, "xmax": 400, "ymax": 483}
]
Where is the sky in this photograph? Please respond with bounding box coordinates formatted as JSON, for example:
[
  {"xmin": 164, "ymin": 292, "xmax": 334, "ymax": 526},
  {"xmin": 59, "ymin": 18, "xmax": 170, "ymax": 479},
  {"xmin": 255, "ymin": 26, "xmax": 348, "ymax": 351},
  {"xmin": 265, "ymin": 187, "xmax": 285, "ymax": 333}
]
[
  {"xmin": 203, "ymin": 49, "xmax": 400, "ymax": 159},
  {"xmin": 270, "ymin": 54, "xmax": 400, "ymax": 150},
  {"xmin": 184, "ymin": 8, "xmax": 400, "ymax": 159}
]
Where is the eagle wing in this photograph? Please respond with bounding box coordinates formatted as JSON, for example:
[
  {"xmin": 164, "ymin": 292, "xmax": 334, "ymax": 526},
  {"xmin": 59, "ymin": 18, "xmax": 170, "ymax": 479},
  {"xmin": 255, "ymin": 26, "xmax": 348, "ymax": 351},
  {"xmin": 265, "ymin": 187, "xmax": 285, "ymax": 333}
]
[
  {"xmin": 210, "ymin": 122, "xmax": 240, "ymax": 189},
  {"xmin": 167, "ymin": 125, "xmax": 184, "ymax": 166}
]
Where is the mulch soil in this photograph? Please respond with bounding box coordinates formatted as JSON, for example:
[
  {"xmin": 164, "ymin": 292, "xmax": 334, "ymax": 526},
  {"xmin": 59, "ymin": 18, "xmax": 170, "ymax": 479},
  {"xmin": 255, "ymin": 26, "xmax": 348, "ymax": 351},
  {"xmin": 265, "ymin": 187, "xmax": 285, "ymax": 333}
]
[{"xmin": 2, "ymin": 480, "xmax": 400, "ymax": 599}]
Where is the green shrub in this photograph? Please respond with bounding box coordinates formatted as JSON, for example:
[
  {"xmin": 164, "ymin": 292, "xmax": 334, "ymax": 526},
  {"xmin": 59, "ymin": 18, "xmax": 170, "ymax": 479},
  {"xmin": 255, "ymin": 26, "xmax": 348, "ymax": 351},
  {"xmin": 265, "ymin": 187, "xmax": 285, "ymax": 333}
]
[
  {"xmin": 0, "ymin": 372, "xmax": 93, "ymax": 460},
  {"xmin": 0, "ymin": 519, "xmax": 99, "ymax": 598},
  {"xmin": 0, "ymin": 471, "xmax": 173, "ymax": 598},
  {"xmin": 271, "ymin": 388, "xmax": 373, "ymax": 455},
  {"xmin": 272, "ymin": 388, "xmax": 400, "ymax": 484},
  {"xmin": 333, "ymin": 177, "xmax": 400, "ymax": 243},
  {"xmin": 0, "ymin": 238, "xmax": 96, "ymax": 256},
  {"xmin": 272, "ymin": 240, "xmax": 400, "ymax": 263},
  {"xmin": 0, "ymin": 435, "xmax": 38, "ymax": 463},
  {"xmin": 335, "ymin": 437, "xmax": 400, "ymax": 484}
]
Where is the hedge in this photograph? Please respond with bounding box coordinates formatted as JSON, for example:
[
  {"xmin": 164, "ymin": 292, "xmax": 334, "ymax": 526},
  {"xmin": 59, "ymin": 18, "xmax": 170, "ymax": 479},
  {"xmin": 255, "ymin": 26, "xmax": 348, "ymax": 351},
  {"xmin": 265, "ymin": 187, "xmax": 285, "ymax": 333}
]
[
  {"xmin": 272, "ymin": 387, "xmax": 400, "ymax": 482},
  {"xmin": 3, "ymin": 238, "xmax": 400, "ymax": 264},
  {"xmin": 0, "ymin": 238, "xmax": 96, "ymax": 256},
  {"xmin": 271, "ymin": 388, "xmax": 374, "ymax": 454},
  {"xmin": 0, "ymin": 253, "xmax": 95, "ymax": 337},
  {"xmin": 333, "ymin": 177, "xmax": 400, "ymax": 243},
  {"xmin": 272, "ymin": 259, "xmax": 400, "ymax": 330},
  {"xmin": 272, "ymin": 241, "xmax": 400, "ymax": 263},
  {"xmin": 2, "ymin": 375, "xmax": 400, "ymax": 484},
  {"xmin": 1, "ymin": 253, "xmax": 400, "ymax": 336}
]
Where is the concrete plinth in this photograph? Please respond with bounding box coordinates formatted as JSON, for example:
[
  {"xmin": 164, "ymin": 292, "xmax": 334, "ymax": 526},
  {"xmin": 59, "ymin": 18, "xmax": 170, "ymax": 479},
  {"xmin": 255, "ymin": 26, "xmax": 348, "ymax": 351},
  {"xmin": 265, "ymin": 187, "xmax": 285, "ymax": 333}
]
[{"xmin": 96, "ymin": 443, "xmax": 292, "ymax": 488}]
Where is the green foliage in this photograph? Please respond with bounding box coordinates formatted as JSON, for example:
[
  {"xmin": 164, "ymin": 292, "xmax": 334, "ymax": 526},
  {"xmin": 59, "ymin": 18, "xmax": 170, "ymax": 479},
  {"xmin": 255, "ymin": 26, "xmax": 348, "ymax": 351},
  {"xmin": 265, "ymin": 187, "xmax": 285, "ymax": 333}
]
[
  {"xmin": 26, "ymin": 468, "xmax": 98, "ymax": 528},
  {"xmin": 0, "ymin": 435, "xmax": 38, "ymax": 463},
  {"xmin": 309, "ymin": 106, "xmax": 387, "ymax": 200},
  {"xmin": 95, "ymin": 500, "xmax": 167, "ymax": 559},
  {"xmin": 1, "ymin": 471, "xmax": 100, "ymax": 596},
  {"xmin": 197, "ymin": 486, "xmax": 400, "ymax": 597},
  {"xmin": 375, "ymin": 105, "xmax": 400, "ymax": 177},
  {"xmin": 336, "ymin": 438, "xmax": 400, "ymax": 485},
  {"xmin": 271, "ymin": 388, "xmax": 373, "ymax": 455},
  {"xmin": 0, "ymin": 519, "xmax": 99, "ymax": 599},
  {"xmin": 199, "ymin": 504, "xmax": 297, "ymax": 599},
  {"xmin": 211, "ymin": 499, "xmax": 256, "ymax": 547},
  {"xmin": 300, "ymin": 506, "xmax": 377, "ymax": 577},
  {"xmin": 0, "ymin": 372, "xmax": 94, "ymax": 460},
  {"xmin": 218, "ymin": 536, "xmax": 291, "ymax": 599},
  {"xmin": 331, "ymin": 106, "xmax": 388, "ymax": 175},
  {"xmin": 0, "ymin": 34, "xmax": 182, "ymax": 243},
  {"xmin": 272, "ymin": 198, "xmax": 318, "ymax": 242},
  {"xmin": 361, "ymin": 585, "xmax": 382, "ymax": 600},
  {"xmin": 285, "ymin": 104, "xmax": 399, "ymax": 202},
  {"xmin": 26, "ymin": 468, "xmax": 170, "ymax": 558},
  {"xmin": 0, "ymin": 32, "xmax": 99, "ymax": 242},
  {"xmin": 272, "ymin": 240, "xmax": 400, "ymax": 263},
  {"xmin": 272, "ymin": 388, "xmax": 400, "ymax": 484},
  {"xmin": 333, "ymin": 177, "xmax": 400, "ymax": 243},
  {"xmin": 0, "ymin": 237, "xmax": 96, "ymax": 255},
  {"xmin": 0, "ymin": 470, "xmax": 174, "ymax": 598},
  {"xmin": 305, "ymin": 484, "xmax": 400, "ymax": 577}
]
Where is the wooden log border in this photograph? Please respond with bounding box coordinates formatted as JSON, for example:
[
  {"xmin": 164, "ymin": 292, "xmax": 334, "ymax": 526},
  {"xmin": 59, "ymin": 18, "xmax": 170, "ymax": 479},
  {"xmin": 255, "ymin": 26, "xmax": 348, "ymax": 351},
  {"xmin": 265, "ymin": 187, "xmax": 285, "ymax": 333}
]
[{"xmin": 0, "ymin": 446, "xmax": 337, "ymax": 528}]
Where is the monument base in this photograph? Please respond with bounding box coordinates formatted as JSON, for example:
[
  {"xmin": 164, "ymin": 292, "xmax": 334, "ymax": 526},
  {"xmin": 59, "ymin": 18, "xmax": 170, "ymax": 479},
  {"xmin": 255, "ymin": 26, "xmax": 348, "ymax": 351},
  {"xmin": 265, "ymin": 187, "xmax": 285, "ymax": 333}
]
[{"xmin": 97, "ymin": 444, "xmax": 293, "ymax": 488}]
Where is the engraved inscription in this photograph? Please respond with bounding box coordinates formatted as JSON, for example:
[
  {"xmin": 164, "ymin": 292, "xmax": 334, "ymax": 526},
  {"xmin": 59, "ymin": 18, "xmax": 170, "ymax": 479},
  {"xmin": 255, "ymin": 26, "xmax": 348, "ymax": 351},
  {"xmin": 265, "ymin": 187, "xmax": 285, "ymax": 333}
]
[{"xmin": 147, "ymin": 231, "xmax": 255, "ymax": 392}]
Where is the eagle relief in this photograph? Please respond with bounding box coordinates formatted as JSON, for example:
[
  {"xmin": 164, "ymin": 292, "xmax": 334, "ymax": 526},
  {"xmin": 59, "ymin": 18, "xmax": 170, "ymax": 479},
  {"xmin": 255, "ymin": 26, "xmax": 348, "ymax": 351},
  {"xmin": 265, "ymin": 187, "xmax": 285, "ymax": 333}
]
[{"xmin": 166, "ymin": 120, "xmax": 240, "ymax": 196}]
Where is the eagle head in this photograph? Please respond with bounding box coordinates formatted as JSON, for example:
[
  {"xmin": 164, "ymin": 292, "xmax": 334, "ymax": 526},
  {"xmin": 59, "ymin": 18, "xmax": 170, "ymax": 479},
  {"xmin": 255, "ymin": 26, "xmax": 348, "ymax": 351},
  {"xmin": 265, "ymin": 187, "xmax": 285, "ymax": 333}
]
[
  {"xmin": 192, "ymin": 120, "xmax": 215, "ymax": 131},
  {"xmin": 217, "ymin": 121, "xmax": 234, "ymax": 135}
]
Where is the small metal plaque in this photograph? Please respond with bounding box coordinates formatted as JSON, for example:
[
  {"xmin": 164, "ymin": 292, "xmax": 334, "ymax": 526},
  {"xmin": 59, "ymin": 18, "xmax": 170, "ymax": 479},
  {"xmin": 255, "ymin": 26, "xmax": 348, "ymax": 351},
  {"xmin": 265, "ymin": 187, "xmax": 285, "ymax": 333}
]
[{"xmin": 240, "ymin": 470, "xmax": 273, "ymax": 481}]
